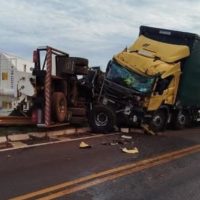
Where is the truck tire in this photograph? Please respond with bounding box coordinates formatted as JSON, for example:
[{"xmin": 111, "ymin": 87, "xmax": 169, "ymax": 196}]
[
  {"xmin": 172, "ymin": 111, "xmax": 188, "ymax": 130},
  {"xmin": 52, "ymin": 92, "xmax": 67, "ymax": 123},
  {"xmin": 149, "ymin": 110, "xmax": 167, "ymax": 132},
  {"xmin": 69, "ymin": 57, "xmax": 88, "ymax": 66},
  {"xmin": 89, "ymin": 105, "xmax": 116, "ymax": 133}
]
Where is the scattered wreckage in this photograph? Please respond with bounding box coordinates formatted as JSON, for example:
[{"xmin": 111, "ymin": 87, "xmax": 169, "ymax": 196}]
[{"xmin": 79, "ymin": 134, "xmax": 139, "ymax": 155}]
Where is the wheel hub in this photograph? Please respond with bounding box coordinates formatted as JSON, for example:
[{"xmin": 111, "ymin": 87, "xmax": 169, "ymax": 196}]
[
  {"xmin": 178, "ymin": 114, "xmax": 186, "ymax": 125},
  {"xmin": 153, "ymin": 115, "xmax": 162, "ymax": 126},
  {"xmin": 95, "ymin": 112, "xmax": 108, "ymax": 126}
]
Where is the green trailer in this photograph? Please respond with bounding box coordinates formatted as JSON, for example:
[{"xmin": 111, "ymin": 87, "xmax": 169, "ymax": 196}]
[{"xmin": 178, "ymin": 38, "xmax": 200, "ymax": 106}]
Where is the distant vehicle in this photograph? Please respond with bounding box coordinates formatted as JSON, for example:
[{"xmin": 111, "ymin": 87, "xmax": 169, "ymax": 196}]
[{"xmin": 90, "ymin": 26, "xmax": 200, "ymax": 133}]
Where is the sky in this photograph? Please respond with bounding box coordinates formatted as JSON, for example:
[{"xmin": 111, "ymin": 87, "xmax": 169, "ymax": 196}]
[{"xmin": 0, "ymin": 0, "xmax": 200, "ymax": 70}]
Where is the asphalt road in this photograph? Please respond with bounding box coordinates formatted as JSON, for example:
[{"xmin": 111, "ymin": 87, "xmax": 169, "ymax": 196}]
[{"xmin": 0, "ymin": 128, "xmax": 200, "ymax": 200}]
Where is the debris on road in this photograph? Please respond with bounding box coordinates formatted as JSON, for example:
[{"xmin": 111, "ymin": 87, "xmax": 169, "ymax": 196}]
[
  {"xmin": 101, "ymin": 135, "xmax": 135, "ymax": 147},
  {"xmin": 122, "ymin": 147, "xmax": 139, "ymax": 154},
  {"xmin": 121, "ymin": 135, "xmax": 132, "ymax": 140},
  {"xmin": 110, "ymin": 141, "xmax": 119, "ymax": 146},
  {"xmin": 101, "ymin": 138, "xmax": 126, "ymax": 146},
  {"xmin": 141, "ymin": 124, "xmax": 156, "ymax": 136},
  {"xmin": 120, "ymin": 128, "xmax": 130, "ymax": 133},
  {"xmin": 79, "ymin": 141, "xmax": 91, "ymax": 149}
]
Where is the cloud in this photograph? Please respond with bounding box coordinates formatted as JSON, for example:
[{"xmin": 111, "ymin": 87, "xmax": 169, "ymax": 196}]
[{"xmin": 0, "ymin": 0, "xmax": 200, "ymax": 69}]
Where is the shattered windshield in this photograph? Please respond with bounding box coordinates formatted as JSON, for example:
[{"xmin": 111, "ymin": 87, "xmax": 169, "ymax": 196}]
[{"xmin": 106, "ymin": 61, "xmax": 155, "ymax": 93}]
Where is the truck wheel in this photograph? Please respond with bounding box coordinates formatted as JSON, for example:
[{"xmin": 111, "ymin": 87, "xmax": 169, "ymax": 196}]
[
  {"xmin": 89, "ymin": 105, "xmax": 116, "ymax": 133},
  {"xmin": 69, "ymin": 57, "xmax": 88, "ymax": 66},
  {"xmin": 52, "ymin": 92, "xmax": 67, "ymax": 123},
  {"xmin": 149, "ymin": 110, "xmax": 167, "ymax": 132},
  {"xmin": 172, "ymin": 111, "xmax": 188, "ymax": 130}
]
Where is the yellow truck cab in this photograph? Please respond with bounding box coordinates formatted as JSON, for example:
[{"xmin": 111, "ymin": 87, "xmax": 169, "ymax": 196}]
[
  {"xmin": 115, "ymin": 35, "xmax": 189, "ymax": 112},
  {"xmin": 90, "ymin": 26, "xmax": 200, "ymax": 133}
]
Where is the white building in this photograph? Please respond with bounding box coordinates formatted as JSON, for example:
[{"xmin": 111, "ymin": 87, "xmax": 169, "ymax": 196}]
[{"xmin": 0, "ymin": 52, "xmax": 34, "ymax": 116}]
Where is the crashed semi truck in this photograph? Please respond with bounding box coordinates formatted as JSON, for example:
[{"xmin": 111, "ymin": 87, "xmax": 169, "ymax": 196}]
[
  {"xmin": 0, "ymin": 46, "xmax": 102, "ymax": 127},
  {"xmin": 31, "ymin": 46, "xmax": 103, "ymax": 127},
  {"xmin": 89, "ymin": 26, "xmax": 200, "ymax": 133}
]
